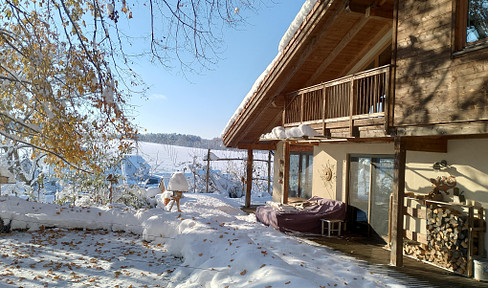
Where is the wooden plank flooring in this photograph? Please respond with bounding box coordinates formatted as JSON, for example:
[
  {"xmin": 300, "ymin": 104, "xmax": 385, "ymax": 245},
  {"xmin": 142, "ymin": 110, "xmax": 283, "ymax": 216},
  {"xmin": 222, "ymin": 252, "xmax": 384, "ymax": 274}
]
[
  {"xmin": 305, "ymin": 234, "xmax": 488, "ymax": 287},
  {"xmin": 242, "ymin": 206, "xmax": 488, "ymax": 287}
]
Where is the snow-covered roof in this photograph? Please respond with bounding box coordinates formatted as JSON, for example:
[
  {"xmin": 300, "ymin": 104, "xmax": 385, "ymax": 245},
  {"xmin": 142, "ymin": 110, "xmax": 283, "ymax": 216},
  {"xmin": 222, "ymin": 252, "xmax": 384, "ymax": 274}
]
[
  {"xmin": 221, "ymin": 0, "xmax": 317, "ymax": 138},
  {"xmin": 124, "ymin": 154, "xmax": 150, "ymax": 168}
]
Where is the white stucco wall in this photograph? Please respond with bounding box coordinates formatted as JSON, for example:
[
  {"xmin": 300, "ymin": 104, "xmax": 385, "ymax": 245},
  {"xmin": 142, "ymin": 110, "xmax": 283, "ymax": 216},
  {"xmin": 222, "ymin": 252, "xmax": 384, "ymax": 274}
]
[
  {"xmin": 406, "ymin": 138, "xmax": 488, "ymax": 256},
  {"xmin": 406, "ymin": 138, "xmax": 488, "ymax": 206},
  {"xmin": 312, "ymin": 142, "xmax": 395, "ymax": 201}
]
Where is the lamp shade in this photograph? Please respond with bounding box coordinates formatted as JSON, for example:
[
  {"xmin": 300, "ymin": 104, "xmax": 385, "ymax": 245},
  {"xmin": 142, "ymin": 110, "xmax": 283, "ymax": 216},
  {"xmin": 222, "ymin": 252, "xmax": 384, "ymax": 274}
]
[{"xmin": 167, "ymin": 172, "xmax": 189, "ymax": 192}]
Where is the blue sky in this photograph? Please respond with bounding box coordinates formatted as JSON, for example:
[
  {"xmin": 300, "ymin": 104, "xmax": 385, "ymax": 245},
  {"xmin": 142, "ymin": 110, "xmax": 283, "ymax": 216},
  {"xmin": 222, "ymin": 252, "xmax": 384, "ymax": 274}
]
[{"xmin": 127, "ymin": 1, "xmax": 305, "ymax": 139}]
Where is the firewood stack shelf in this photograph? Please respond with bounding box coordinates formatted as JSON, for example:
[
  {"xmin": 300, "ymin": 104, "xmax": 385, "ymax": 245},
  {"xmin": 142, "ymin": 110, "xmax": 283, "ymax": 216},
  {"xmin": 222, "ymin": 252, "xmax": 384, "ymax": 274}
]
[{"xmin": 403, "ymin": 197, "xmax": 486, "ymax": 277}]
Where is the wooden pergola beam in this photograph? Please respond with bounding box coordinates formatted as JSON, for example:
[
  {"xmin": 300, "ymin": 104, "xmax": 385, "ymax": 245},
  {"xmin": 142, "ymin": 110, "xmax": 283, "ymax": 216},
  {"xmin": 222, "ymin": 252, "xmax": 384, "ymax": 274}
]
[{"xmin": 237, "ymin": 142, "xmax": 277, "ymax": 151}]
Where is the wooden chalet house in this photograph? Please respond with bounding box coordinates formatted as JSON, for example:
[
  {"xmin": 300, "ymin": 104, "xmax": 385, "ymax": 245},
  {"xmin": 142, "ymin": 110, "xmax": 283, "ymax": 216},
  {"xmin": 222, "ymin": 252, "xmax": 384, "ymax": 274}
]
[{"xmin": 222, "ymin": 0, "xmax": 488, "ymax": 275}]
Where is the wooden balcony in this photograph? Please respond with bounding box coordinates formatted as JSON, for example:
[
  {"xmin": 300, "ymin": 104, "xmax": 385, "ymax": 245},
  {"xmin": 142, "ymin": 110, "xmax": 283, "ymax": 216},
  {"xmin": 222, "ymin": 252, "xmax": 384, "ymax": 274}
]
[{"xmin": 283, "ymin": 65, "xmax": 391, "ymax": 139}]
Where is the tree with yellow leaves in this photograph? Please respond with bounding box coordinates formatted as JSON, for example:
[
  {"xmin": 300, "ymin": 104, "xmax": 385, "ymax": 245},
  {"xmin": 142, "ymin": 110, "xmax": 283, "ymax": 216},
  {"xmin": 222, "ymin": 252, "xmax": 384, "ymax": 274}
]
[
  {"xmin": 0, "ymin": 0, "xmax": 253, "ymax": 175},
  {"xmin": 0, "ymin": 0, "xmax": 137, "ymax": 174}
]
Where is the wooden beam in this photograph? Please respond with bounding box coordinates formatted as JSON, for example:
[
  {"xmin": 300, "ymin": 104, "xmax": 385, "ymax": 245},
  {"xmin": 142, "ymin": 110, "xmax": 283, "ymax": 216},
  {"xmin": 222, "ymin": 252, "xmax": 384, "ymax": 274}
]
[
  {"xmin": 404, "ymin": 137, "xmax": 447, "ymax": 153},
  {"xmin": 271, "ymin": 95, "xmax": 286, "ymax": 108},
  {"xmin": 237, "ymin": 142, "xmax": 277, "ymax": 151},
  {"xmin": 290, "ymin": 144, "xmax": 315, "ymax": 152},
  {"xmin": 390, "ymin": 136, "xmax": 406, "ymax": 267},
  {"xmin": 307, "ymin": 13, "xmax": 371, "ymax": 86},
  {"xmin": 348, "ymin": 1, "xmax": 393, "ymax": 19},
  {"xmin": 282, "ymin": 142, "xmax": 290, "ymax": 204},
  {"xmin": 342, "ymin": 26, "xmax": 392, "ymax": 75},
  {"xmin": 245, "ymin": 149, "xmax": 253, "ymax": 208}
]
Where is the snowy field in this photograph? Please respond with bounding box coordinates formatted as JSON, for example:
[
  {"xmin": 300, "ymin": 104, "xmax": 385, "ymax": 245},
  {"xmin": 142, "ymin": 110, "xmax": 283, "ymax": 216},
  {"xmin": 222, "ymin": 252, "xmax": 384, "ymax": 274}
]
[
  {"xmin": 133, "ymin": 141, "xmax": 271, "ymax": 175},
  {"xmin": 0, "ymin": 193, "xmax": 409, "ymax": 288}
]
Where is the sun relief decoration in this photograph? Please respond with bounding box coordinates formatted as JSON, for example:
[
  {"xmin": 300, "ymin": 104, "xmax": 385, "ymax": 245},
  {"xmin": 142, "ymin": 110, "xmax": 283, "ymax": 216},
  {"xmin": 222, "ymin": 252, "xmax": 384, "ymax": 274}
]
[{"xmin": 319, "ymin": 160, "xmax": 336, "ymax": 198}]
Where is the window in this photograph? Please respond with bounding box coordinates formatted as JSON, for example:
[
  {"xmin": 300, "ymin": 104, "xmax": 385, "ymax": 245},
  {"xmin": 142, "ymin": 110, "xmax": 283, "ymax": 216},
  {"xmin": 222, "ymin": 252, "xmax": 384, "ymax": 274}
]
[
  {"xmin": 288, "ymin": 151, "xmax": 313, "ymax": 199},
  {"xmin": 455, "ymin": 0, "xmax": 488, "ymax": 51}
]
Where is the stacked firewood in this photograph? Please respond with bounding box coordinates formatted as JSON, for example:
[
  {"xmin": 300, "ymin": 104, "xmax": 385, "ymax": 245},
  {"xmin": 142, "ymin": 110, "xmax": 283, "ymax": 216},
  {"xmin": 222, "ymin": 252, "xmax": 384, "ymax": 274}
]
[{"xmin": 404, "ymin": 205, "xmax": 469, "ymax": 275}]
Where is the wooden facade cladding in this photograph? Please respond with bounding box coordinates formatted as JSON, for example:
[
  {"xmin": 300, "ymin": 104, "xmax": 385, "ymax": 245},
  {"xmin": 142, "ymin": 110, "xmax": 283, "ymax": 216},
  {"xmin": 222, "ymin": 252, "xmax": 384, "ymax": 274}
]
[
  {"xmin": 283, "ymin": 65, "xmax": 391, "ymax": 138},
  {"xmin": 394, "ymin": 0, "xmax": 488, "ymax": 136}
]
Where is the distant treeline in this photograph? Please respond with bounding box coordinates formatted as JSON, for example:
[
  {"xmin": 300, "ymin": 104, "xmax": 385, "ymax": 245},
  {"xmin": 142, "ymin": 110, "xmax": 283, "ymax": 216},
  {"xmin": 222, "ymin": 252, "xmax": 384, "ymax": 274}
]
[{"xmin": 136, "ymin": 133, "xmax": 227, "ymax": 150}]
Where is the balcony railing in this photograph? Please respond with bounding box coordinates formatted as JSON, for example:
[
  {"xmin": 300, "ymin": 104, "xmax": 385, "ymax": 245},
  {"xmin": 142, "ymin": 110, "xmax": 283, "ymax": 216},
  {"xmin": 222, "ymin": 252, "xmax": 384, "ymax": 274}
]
[{"xmin": 283, "ymin": 65, "xmax": 390, "ymax": 137}]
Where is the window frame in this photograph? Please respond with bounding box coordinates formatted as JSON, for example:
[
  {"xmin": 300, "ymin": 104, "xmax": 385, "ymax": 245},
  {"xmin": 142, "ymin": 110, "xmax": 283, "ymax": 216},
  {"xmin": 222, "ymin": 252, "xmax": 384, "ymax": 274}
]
[{"xmin": 453, "ymin": 0, "xmax": 488, "ymax": 55}]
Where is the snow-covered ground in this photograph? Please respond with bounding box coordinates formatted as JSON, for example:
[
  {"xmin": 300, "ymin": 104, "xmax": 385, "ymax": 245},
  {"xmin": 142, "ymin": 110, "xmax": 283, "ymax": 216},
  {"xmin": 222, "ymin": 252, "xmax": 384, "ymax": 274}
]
[
  {"xmin": 0, "ymin": 229, "xmax": 179, "ymax": 287},
  {"xmin": 0, "ymin": 193, "xmax": 408, "ymax": 288}
]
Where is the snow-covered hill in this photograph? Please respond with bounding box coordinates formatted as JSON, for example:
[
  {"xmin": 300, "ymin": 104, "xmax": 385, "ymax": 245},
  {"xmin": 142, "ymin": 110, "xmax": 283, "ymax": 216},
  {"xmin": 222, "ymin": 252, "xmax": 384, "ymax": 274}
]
[{"xmin": 132, "ymin": 141, "xmax": 271, "ymax": 175}]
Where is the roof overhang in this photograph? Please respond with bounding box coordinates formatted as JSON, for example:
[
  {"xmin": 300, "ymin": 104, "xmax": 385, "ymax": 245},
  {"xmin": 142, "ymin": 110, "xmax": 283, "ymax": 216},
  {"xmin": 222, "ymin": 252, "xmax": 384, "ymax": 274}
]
[{"xmin": 222, "ymin": 0, "xmax": 394, "ymax": 148}]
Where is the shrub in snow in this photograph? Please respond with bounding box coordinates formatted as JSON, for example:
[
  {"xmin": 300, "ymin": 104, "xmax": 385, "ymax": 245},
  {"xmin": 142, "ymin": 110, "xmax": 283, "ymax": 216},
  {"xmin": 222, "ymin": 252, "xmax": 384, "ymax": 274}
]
[
  {"xmin": 208, "ymin": 171, "xmax": 243, "ymax": 198},
  {"xmin": 145, "ymin": 187, "xmax": 161, "ymax": 198},
  {"xmin": 112, "ymin": 184, "xmax": 153, "ymax": 209}
]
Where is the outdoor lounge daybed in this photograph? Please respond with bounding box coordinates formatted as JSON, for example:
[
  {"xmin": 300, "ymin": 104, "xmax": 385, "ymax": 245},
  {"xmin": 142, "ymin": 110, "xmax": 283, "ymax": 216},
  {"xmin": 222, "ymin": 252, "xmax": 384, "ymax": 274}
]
[{"xmin": 255, "ymin": 196, "xmax": 346, "ymax": 234}]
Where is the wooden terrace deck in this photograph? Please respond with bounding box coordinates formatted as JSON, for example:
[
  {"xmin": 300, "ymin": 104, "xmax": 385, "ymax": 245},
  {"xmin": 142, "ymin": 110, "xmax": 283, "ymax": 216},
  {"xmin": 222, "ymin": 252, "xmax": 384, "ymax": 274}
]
[{"xmin": 242, "ymin": 206, "xmax": 488, "ymax": 287}]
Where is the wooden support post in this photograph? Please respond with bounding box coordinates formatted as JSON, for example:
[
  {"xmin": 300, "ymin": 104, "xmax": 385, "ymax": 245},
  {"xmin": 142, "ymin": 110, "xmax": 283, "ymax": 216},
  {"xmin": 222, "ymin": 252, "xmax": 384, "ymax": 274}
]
[
  {"xmin": 267, "ymin": 151, "xmax": 272, "ymax": 195},
  {"xmin": 245, "ymin": 149, "xmax": 253, "ymax": 208},
  {"xmin": 390, "ymin": 137, "xmax": 406, "ymax": 267},
  {"xmin": 282, "ymin": 142, "xmax": 290, "ymax": 204},
  {"xmin": 206, "ymin": 149, "xmax": 211, "ymax": 193}
]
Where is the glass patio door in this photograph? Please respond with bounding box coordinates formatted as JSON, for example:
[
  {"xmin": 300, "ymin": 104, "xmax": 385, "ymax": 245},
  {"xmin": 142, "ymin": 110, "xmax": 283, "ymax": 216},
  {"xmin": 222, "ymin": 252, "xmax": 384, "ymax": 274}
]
[
  {"xmin": 288, "ymin": 152, "xmax": 313, "ymax": 200},
  {"xmin": 348, "ymin": 155, "xmax": 394, "ymax": 241}
]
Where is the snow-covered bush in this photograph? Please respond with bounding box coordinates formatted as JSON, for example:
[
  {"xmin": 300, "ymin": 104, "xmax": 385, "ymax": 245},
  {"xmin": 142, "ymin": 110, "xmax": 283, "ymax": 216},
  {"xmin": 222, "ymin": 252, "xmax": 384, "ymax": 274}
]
[{"xmin": 112, "ymin": 184, "xmax": 153, "ymax": 209}]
